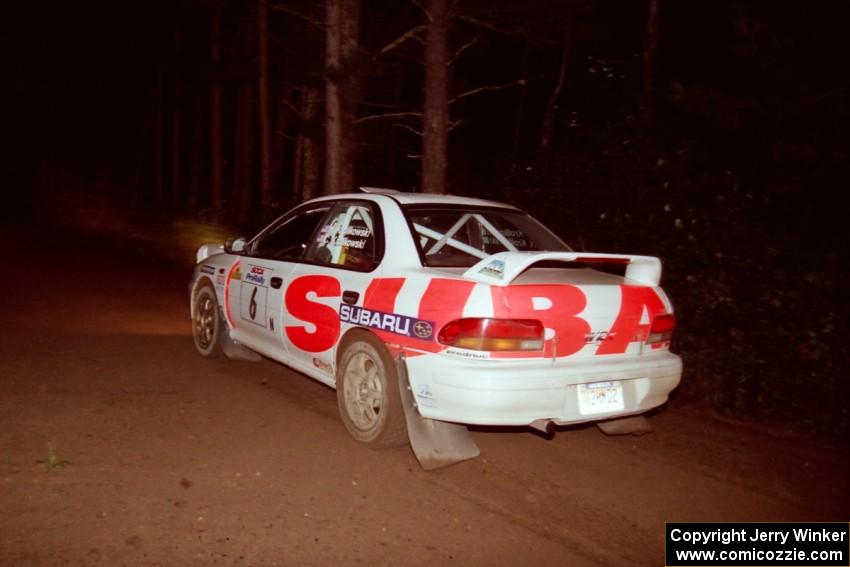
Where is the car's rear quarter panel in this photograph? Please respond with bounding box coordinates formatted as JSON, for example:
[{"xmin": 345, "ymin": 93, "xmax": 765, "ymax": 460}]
[{"xmin": 392, "ymin": 267, "xmax": 681, "ymax": 426}]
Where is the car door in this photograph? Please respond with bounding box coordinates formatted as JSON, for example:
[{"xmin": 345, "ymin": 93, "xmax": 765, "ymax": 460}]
[
  {"xmin": 226, "ymin": 203, "xmax": 331, "ymax": 359},
  {"xmin": 281, "ymin": 200, "xmax": 384, "ymax": 383}
]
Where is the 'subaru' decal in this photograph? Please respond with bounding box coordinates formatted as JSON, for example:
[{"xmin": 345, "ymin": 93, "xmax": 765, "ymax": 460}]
[{"xmin": 339, "ymin": 304, "xmax": 434, "ymax": 340}]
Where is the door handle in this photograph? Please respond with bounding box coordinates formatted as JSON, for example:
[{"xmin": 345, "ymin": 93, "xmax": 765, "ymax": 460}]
[
  {"xmin": 342, "ymin": 290, "xmax": 359, "ymax": 304},
  {"xmin": 270, "ymin": 277, "xmax": 283, "ymax": 289}
]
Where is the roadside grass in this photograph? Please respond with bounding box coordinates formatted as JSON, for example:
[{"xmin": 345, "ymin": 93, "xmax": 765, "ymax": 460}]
[{"xmin": 38, "ymin": 442, "xmax": 70, "ymax": 471}]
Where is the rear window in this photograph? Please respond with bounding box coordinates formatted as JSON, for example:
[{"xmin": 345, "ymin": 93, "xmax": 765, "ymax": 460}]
[{"xmin": 405, "ymin": 206, "xmax": 570, "ymax": 267}]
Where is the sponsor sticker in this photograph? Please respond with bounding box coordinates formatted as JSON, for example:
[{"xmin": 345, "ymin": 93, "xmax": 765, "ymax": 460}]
[
  {"xmin": 444, "ymin": 347, "xmax": 491, "ymax": 360},
  {"xmin": 339, "ymin": 304, "xmax": 434, "ymax": 341},
  {"xmin": 200, "ymin": 264, "xmax": 215, "ymax": 275},
  {"xmin": 245, "ymin": 265, "xmax": 266, "ymax": 287},
  {"xmin": 478, "ymin": 259, "xmax": 505, "ymax": 279},
  {"xmin": 245, "ymin": 264, "xmax": 268, "ymax": 287},
  {"xmin": 416, "ymin": 383, "xmax": 438, "ymax": 408}
]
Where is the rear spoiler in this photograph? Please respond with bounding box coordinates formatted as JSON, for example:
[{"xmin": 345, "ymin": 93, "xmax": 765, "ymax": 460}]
[{"xmin": 462, "ymin": 251, "xmax": 662, "ymax": 287}]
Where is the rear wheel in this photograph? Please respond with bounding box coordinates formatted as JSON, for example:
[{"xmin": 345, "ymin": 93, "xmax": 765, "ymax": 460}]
[
  {"xmin": 336, "ymin": 333, "xmax": 408, "ymax": 448},
  {"xmin": 192, "ymin": 283, "xmax": 223, "ymax": 358}
]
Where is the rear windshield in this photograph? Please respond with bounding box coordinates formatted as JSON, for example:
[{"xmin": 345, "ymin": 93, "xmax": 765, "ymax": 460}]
[{"xmin": 404, "ymin": 206, "xmax": 570, "ymax": 267}]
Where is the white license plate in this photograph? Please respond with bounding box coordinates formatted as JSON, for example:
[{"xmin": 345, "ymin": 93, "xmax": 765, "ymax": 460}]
[{"xmin": 577, "ymin": 381, "xmax": 624, "ymax": 415}]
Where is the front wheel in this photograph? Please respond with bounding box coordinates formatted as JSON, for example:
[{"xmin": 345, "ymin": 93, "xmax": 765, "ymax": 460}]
[
  {"xmin": 192, "ymin": 283, "xmax": 223, "ymax": 358},
  {"xmin": 336, "ymin": 333, "xmax": 408, "ymax": 448}
]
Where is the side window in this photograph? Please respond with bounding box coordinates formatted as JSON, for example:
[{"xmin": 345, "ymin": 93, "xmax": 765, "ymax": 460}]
[
  {"xmin": 250, "ymin": 207, "xmax": 329, "ymax": 261},
  {"xmin": 304, "ymin": 202, "xmax": 380, "ymax": 271}
]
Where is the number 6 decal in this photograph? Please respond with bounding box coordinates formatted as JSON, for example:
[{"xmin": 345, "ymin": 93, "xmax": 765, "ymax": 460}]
[{"xmin": 249, "ymin": 286, "xmax": 258, "ymax": 320}]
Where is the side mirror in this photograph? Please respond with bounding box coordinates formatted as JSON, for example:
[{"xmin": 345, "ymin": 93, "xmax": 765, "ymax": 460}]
[{"xmin": 224, "ymin": 236, "xmax": 248, "ymax": 255}]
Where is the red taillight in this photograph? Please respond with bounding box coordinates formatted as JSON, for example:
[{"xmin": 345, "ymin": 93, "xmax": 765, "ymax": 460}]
[
  {"xmin": 438, "ymin": 318, "xmax": 544, "ymax": 351},
  {"xmin": 647, "ymin": 313, "xmax": 676, "ymax": 345}
]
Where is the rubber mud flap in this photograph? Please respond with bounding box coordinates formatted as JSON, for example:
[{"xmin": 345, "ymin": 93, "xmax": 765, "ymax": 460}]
[
  {"xmin": 219, "ymin": 310, "xmax": 262, "ymax": 362},
  {"xmin": 397, "ymin": 354, "xmax": 480, "ymax": 471},
  {"xmin": 596, "ymin": 415, "xmax": 653, "ymax": 436}
]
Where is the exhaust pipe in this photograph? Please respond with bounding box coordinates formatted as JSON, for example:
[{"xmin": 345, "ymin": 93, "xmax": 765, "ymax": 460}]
[{"xmin": 529, "ymin": 419, "xmax": 557, "ymax": 438}]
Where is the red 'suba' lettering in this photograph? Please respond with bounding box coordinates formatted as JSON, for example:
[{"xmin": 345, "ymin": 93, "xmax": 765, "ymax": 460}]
[
  {"xmin": 492, "ymin": 284, "xmax": 590, "ymax": 357},
  {"xmin": 363, "ymin": 278, "xmax": 405, "ymax": 313},
  {"xmin": 283, "ymin": 274, "xmax": 666, "ymax": 358},
  {"xmin": 596, "ymin": 285, "xmax": 666, "ymax": 355},
  {"xmin": 418, "ymin": 279, "xmax": 476, "ymax": 327},
  {"xmin": 285, "ymin": 275, "xmax": 341, "ymax": 352}
]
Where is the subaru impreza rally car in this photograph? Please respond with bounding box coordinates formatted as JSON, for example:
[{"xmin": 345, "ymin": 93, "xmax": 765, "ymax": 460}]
[{"xmin": 189, "ymin": 188, "xmax": 682, "ymax": 469}]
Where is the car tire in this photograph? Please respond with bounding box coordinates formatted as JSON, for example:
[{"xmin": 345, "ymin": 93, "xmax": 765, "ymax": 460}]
[
  {"xmin": 336, "ymin": 333, "xmax": 408, "ymax": 448},
  {"xmin": 192, "ymin": 282, "xmax": 223, "ymax": 358}
]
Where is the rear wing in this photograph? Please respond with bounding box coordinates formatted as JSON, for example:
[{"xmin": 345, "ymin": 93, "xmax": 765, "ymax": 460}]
[{"xmin": 462, "ymin": 251, "xmax": 662, "ymax": 287}]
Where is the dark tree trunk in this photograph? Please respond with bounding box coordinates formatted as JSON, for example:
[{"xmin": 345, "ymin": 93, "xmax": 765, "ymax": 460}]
[
  {"xmin": 233, "ymin": 84, "xmax": 256, "ymax": 223},
  {"xmin": 540, "ymin": 29, "xmax": 571, "ymax": 152},
  {"xmin": 301, "ymin": 85, "xmax": 322, "ymax": 201},
  {"xmin": 209, "ymin": 10, "xmax": 224, "ymax": 210},
  {"xmin": 324, "ymin": 0, "xmax": 360, "ymax": 195},
  {"xmin": 292, "ymin": 96, "xmax": 304, "ymax": 200},
  {"xmin": 421, "ymin": 0, "xmax": 448, "ymax": 194},
  {"xmin": 170, "ymin": 29, "xmax": 182, "ymax": 207},
  {"xmin": 385, "ymin": 68, "xmax": 405, "ymax": 186},
  {"xmin": 640, "ymin": 0, "xmax": 661, "ymax": 127},
  {"xmin": 511, "ymin": 41, "xmax": 529, "ymax": 167},
  {"xmin": 170, "ymin": 101, "xmax": 182, "ymax": 207},
  {"xmin": 187, "ymin": 89, "xmax": 205, "ymax": 210},
  {"xmin": 257, "ymin": 0, "xmax": 272, "ymax": 207},
  {"xmin": 132, "ymin": 111, "xmax": 149, "ymax": 209},
  {"xmin": 270, "ymin": 83, "xmax": 293, "ymax": 202},
  {"xmin": 153, "ymin": 64, "xmax": 165, "ymax": 204}
]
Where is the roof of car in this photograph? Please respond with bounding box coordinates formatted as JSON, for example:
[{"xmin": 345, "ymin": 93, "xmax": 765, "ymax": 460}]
[{"xmin": 319, "ymin": 187, "xmax": 520, "ymax": 209}]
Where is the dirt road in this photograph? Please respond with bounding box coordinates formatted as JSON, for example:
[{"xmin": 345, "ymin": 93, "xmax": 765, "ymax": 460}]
[{"xmin": 1, "ymin": 228, "xmax": 847, "ymax": 566}]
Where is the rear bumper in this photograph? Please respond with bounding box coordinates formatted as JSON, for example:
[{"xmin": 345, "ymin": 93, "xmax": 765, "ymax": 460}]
[{"xmin": 404, "ymin": 350, "xmax": 682, "ymax": 426}]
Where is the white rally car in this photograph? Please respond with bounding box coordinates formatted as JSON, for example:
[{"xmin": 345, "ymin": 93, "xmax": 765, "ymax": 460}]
[{"xmin": 190, "ymin": 188, "xmax": 682, "ymax": 468}]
